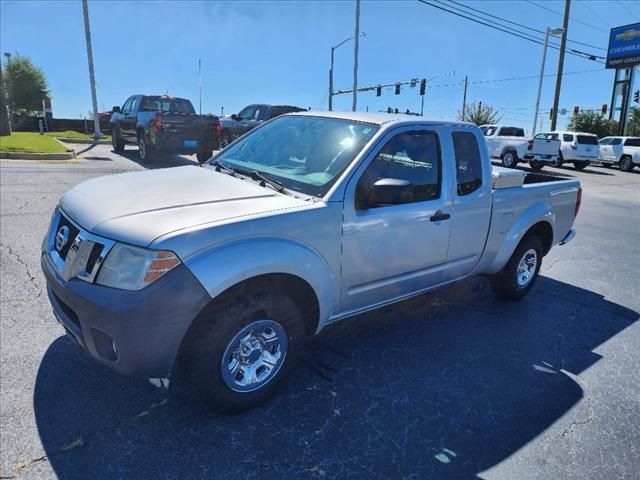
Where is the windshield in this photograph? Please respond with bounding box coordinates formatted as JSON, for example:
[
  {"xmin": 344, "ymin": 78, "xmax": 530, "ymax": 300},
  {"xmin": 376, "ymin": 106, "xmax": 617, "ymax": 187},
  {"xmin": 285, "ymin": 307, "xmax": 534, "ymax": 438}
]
[
  {"xmin": 140, "ymin": 96, "xmax": 195, "ymax": 113},
  {"xmin": 210, "ymin": 115, "xmax": 379, "ymax": 197}
]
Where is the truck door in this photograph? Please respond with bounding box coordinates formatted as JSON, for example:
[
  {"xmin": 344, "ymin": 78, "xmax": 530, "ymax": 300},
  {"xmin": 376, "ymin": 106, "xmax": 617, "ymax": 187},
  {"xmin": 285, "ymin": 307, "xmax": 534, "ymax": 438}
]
[
  {"xmin": 340, "ymin": 126, "xmax": 452, "ymax": 313},
  {"xmin": 120, "ymin": 96, "xmax": 139, "ymax": 141},
  {"xmin": 446, "ymin": 127, "xmax": 493, "ymax": 278}
]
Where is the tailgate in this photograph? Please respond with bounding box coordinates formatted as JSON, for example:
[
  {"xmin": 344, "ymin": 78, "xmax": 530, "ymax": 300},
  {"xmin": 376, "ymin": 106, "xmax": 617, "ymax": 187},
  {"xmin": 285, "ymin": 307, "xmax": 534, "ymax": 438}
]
[
  {"xmin": 531, "ymin": 138, "xmax": 560, "ymax": 156},
  {"xmin": 160, "ymin": 114, "xmax": 218, "ymax": 146}
]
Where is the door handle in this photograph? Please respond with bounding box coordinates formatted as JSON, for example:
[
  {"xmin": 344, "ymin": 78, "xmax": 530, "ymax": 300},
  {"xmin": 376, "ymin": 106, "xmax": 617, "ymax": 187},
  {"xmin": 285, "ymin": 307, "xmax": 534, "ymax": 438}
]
[{"xmin": 430, "ymin": 212, "xmax": 450, "ymax": 222}]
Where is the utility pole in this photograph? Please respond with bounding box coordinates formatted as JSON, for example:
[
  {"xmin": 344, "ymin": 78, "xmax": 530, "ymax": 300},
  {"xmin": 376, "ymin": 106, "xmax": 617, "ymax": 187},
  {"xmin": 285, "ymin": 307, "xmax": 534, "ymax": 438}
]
[
  {"xmin": 198, "ymin": 59, "xmax": 202, "ymax": 115},
  {"xmin": 352, "ymin": 0, "xmax": 360, "ymax": 112},
  {"xmin": 82, "ymin": 0, "xmax": 101, "ymax": 139},
  {"xmin": 550, "ymin": 0, "xmax": 570, "ymax": 131},
  {"xmin": 462, "ymin": 75, "xmax": 468, "ymax": 119}
]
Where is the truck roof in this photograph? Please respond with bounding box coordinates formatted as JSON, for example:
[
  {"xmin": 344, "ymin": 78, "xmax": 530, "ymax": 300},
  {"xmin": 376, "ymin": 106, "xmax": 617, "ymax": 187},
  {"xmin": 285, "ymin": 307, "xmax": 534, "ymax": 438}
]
[{"xmin": 287, "ymin": 110, "xmax": 475, "ymax": 128}]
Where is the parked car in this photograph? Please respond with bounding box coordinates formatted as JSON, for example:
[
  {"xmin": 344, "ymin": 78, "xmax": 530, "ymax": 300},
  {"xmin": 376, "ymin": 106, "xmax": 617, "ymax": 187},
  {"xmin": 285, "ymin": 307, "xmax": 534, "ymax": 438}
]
[
  {"xmin": 480, "ymin": 124, "xmax": 560, "ymax": 170},
  {"xmin": 598, "ymin": 136, "xmax": 640, "ymax": 171},
  {"xmin": 110, "ymin": 95, "xmax": 221, "ymax": 163},
  {"xmin": 535, "ymin": 131, "xmax": 599, "ymax": 170},
  {"xmin": 42, "ymin": 112, "xmax": 581, "ymax": 412},
  {"xmin": 219, "ymin": 104, "xmax": 307, "ymax": 147}
]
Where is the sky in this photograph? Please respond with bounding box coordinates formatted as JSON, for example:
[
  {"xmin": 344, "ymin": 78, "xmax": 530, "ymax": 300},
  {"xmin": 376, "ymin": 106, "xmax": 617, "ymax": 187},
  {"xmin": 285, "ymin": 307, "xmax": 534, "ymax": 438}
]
[{"xmin": 1, "ymin": 0, "xmax": 639, "ymax": 134}]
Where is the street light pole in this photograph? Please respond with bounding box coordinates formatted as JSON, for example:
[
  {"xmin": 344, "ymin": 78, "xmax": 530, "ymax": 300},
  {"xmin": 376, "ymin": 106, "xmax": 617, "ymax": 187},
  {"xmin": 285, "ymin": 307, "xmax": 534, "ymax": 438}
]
[
  {"xmin": 82, "ymin": 0, "xmax": 101, "ymax": 139},
  {"xmin": 328, "ymin": 32, "xmax": 365, "ymax": 111},
  {"xmin": 352, "ymin": 0, "xmax": 361, "ymax": 112},
  {"xmin": 533, "ymin": 28, "xmax": 563, "ymax": 135}
]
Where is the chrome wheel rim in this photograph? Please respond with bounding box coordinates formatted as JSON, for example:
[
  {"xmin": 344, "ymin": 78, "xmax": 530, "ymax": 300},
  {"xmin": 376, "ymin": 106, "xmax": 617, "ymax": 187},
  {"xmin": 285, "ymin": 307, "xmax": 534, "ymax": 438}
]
[
  {"xmin": 220, "ymin": 134, "xmax": 230, "ymax": 149},
  {"xmin": 516, "ymin": 248, "xmax": 537, "ymax": 288},
  {"xmin": 139, "ymin": 138, "xmax": 146, "ymax": 159},
  {"xmin": 221, "ymin": 319, "xmax": 288, "ymax": 393},
  {"xmin": 503, "ymin": 153, "xmax": 515, "ymax": 167}
]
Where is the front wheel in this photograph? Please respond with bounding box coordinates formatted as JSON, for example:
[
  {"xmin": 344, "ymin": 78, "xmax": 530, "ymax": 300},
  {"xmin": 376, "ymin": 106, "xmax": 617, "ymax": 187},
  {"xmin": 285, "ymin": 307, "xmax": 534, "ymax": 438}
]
[
  {"xmin": 619, "ymin": 156, "xmax": 634, "ymax": 172},
  {"xmin": 501, "ymin": 151, "xmax": 518, "ymax": 168},
  {"xmin": 196, "ymin": 151, "xmax": 213, "ymax": 164},
  {"xmin": 529, "ymin": 160, "xmax": 544, "ymax": 171},
  {"xmin": 491, "ymin": 235, "xmax": 543, "ymax": 300},
  {"xmin": 573, "ymin": 161, "xmax": 589, "ymax": 171},
  {"xmin": 184, "ymin": 284, "xmax": 305, "ymax": 413}
]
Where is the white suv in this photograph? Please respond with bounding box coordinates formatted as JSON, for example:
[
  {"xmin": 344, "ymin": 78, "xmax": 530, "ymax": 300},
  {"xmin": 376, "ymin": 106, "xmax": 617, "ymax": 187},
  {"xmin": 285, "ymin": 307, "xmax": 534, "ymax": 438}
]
[
  {"xmin": 599, "ymin": 136, "xmax": 640, "ymax": 171},
  {"xmin": 537, "ymin": 131, "xmax": 599, "ymax": 171}
]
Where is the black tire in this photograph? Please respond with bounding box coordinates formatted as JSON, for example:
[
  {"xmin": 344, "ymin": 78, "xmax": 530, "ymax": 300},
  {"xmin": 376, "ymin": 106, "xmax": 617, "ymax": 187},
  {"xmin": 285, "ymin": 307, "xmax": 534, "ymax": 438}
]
[
  {"xmin": 196, "ymin": 151, "xmax": 212, "ymax": 164},
  {"xmin": 111, "ymin": 129, "xmax": 125, "ymax": 152},
  {"xmin": 138, "ymin": 134, "xmax": 153, "ymax": 163},
  {"xmin": 529, "ymin": 160, "xmax": 544, "ymax": 171},
  {"xmin": 619, "ymin": 156, "xmax": 634, "ymax": 172},
  {"xmin": 219, "ymin": 130, "xmax": 232, "ymax": 149},
  {"xmin": 183, "ymin": 282, "xmax": 306, "ymax": 413},
  {"xmin": 573, "ymin": 161, "xmax": 589, "ymax": 171},
  {"xmin": 491, "ymin": 235, "xmax": 543, "ymax": 300},
  {"xmin": 501, "ymin": 150, "xmax": 518, "ymax": 168},
  {"xmin": 551, "ymin": 152, "xmax": 563, "ymax": 168}
]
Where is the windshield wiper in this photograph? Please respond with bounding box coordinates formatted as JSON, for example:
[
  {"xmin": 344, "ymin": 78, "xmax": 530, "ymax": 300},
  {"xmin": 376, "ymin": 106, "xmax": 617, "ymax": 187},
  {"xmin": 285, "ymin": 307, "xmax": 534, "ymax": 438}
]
[
  {"xmin": 250, "ymin": 170, "xmax": 285, "ymax": 193},
  {"xmin": 211, "ymin": 159, "xmax": 237, "ymax": 176}
]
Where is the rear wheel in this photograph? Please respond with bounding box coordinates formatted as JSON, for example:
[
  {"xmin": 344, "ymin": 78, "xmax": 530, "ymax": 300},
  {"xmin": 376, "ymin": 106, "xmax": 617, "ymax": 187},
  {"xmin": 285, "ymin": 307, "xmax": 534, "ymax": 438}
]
[
  {"xmin": 111, "ymin": 130, "xmax": 125, "ymax": 152},
  {"xmin": 491, "ymin": 235, "xmax": 543, "ymax": 300},
  {"xmin": 183, "ymin": 283, "xmax": 305, "ymax": 413},
  {"xmin": 573, "ymin": 161, "xmax": 589, "ymax": 171},
  {"xmin": 501, "ymin": 150, "xmax": 518, "ymax": 168},
  {"xmin": 619, "ymin": 156, "xmax": 634, "ymax": 172},
  {"xmin": 529, "ymin": 160, "xmax": 544, "ymax": 171},
  {"xmin": 138, "ymin": 135, "xmax": 153, "ymax": 163},
  {"xmin": 196, "ymin": 151, "xmax": 213, "ymax": 164}
]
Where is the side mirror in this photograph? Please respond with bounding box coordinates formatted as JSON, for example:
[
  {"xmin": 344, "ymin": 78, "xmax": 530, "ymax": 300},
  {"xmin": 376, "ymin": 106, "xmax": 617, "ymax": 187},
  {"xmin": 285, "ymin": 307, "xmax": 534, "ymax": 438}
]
[
  {"xmin": 231, "ymin": 113, "xmax": 239, "ymax": 121},
  {"xmin": 112, "ymin": 106, "xmax": 121, "ymax": 113},
  {"xmin": 366, "ymin": 178, "xmax": 413, "ymax": 208}
]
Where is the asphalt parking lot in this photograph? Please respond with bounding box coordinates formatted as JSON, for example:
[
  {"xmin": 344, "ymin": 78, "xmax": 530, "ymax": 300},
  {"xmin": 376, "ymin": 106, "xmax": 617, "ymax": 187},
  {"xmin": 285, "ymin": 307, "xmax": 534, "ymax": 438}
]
[{"xmin": 1, "ymin": 144, "xmax": 639, "ymax": 479}]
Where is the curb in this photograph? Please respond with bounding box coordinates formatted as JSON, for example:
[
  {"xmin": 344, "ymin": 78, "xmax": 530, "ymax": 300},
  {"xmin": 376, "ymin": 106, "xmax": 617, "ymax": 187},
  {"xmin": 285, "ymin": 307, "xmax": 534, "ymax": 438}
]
[
  {"xmin": 55, "ymin": 137, "xmax": 111, "ymax": 145},
  {"xmin": 0, "ymin": 150, "xmax": 76, "ymax": 160}
]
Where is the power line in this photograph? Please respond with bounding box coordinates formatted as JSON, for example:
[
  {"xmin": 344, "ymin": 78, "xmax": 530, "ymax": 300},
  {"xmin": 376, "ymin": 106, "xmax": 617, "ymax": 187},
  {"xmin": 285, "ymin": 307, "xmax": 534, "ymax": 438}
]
[
  {"xmin": 577, "ymin": 0, "xmax": 612, "ymax": 29},
  {"xmin": 417, "ymin": 1, "xmax": 605, "ymax": 62},
  {"xmin": 446, "ymin": 0, "xmax": 606, "ymax": 51},
  {"xmin": 615, "ymin": 0, "xmax": 640, "ymax": 21},
  {"xmin": 524, "ymin": 0, "xmax": 609, "ymax": 33}
]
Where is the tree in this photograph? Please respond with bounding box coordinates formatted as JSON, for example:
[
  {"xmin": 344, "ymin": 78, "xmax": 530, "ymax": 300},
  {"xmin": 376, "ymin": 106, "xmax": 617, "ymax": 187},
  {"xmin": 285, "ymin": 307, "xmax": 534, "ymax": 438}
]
[
  {"xmin": 458, "ymin": 101, "xmax": 501, "ymax": 125},
  {"xmin": 626, "ymin": 107, "xmax": 640, "ymax": 136},
  {"xmin": 568, "ymin": 110, "xmax": 618, "ymax": 138},
  {"xmin": 4, "ymin": 54, "xmax": 50, "ymax": 116}
]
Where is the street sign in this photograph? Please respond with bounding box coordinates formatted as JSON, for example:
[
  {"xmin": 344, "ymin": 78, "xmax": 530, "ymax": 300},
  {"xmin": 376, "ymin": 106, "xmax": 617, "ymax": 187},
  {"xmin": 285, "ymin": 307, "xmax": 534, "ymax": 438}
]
[{"xmin": 606, "ymin": 22, "xmax": 640, "ymax": 69}]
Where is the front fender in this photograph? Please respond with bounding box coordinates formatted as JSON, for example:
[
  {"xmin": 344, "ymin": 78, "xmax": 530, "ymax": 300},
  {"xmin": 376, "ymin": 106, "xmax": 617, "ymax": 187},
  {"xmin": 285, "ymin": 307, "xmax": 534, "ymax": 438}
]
[
  {"xmin": 183, "ymin": 237, "xmax": 337, "ymax": 332},
  {"xmin": 482, "ymin": 202, "xmax": 555, "ymax": 274}
]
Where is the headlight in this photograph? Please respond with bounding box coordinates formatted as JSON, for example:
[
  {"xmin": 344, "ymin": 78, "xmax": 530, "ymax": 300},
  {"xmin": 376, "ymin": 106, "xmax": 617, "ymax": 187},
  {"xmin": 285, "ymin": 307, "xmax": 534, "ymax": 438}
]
[{"xmin": 96, "ymin": 243, "xmax": 181, "ymax": 291}]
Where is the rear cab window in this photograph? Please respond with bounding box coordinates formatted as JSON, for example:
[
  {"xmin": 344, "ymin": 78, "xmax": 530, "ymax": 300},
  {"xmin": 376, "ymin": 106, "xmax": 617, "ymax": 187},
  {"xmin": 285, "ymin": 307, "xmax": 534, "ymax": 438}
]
[
  {"xmin": 577, "ymin": 135, "xmax": 598, "ymax": 145},
  {"xmin": 452, "ymin": 131, "xmax": 483, "ymax": 196},
  {"xmin": 140, "ymin": 96, "xmax": 195, "ymax": 114}
]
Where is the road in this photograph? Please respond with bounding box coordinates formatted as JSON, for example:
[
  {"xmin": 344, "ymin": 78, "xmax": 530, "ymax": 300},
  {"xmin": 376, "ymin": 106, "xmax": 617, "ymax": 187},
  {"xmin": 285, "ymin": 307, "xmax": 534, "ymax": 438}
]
[{"xmin": 1, "ymin": 144, "xmax": 639, "ymax": 479}]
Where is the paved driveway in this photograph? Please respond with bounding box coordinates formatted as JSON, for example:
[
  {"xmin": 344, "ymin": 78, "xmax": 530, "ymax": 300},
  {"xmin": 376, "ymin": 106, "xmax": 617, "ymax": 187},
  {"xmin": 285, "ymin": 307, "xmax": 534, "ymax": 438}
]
[{"xmin": 1, "ymin": 147, "xmax": 639, "ymax": 479}]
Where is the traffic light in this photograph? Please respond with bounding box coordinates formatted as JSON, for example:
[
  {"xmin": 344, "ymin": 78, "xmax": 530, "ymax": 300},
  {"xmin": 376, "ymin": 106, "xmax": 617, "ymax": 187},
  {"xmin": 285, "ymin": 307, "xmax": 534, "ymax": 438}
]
[
  {"xmin": 394, "ymin": 108, "xmax": 399, "ymax": 114},
  {"xmin": 419, "ymin": 79, "xmax": 426, "ymax": 96},
  {"xmin": 634, "ymin": 90, "xmax": 640, "ymax": 103},
  {"xmin": 601, "ymin": 104, "xmax": 607, "ymax": 115},
  {"xmin": 405, "ymin": 109, "xmax": 410, "ymax": 114},
  {"xmin": 387, "ymin": 107, "xmax": 393, "ymax": 114},
  {"xmin": 573, "ymin": 106, "xmax": 579, "ymax": 115},
  {"xmin": 410, "ymin": 79, "xmax": 417, "ymax": 88},
  {"xmin": 395, "ymin": 83, "xmax": 401, "ymax": 95},
  {"xmin": 376, "ymin": 86, "xmax": 382, "ymax": 97},
  {"xmin": 549, "ymin": 108, "xmax": 553, "ymax": 120}
]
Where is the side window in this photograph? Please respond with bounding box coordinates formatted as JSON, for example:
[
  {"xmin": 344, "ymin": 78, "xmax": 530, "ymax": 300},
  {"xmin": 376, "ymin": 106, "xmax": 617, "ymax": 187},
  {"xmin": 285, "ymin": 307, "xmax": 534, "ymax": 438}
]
[
  {"xmin": 121, "ymin": 96, "xmax": 134, "ymax": 114},
  {"xmin": 253, "ymin": 106, "xmax": 265, "ymax": 120},
  {"xmin": 270, "ymin": 106, "xmax": 286, "ymax": 119},
  {"xmin": 563, "ymin": 134, "xmax": 574, "ymax": 142},
  {"xmin": 358, "ymin": 131, "xmax": 441, "ymax": 206},
  {"xmin": 452, "ymin": 131, "xmax": 483, "ymax": 196},
  {"xmin": 238, "ymin": 105, "xmax": 257, "ymax": 120},
  {"xmin": 625, "ymin": 138, "xmax": 640, "ymax": 147},
  {"xmin": 534, "ymin": 133, "xmax": 546, "ymax": 139},
  {"xmin": 130, "ymin": 96, "xmax": 140, "ymax": 113},
  {"xmin": 611, "ymin": 138, "xmax": 622, "ymax": 145}
]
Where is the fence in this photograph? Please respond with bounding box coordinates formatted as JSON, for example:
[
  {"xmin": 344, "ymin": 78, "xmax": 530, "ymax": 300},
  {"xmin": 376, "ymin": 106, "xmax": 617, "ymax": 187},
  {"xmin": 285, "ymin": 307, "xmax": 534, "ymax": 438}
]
[{"xmin": 12, "ymin": 116, "xmax": 112, "ymax": 135}]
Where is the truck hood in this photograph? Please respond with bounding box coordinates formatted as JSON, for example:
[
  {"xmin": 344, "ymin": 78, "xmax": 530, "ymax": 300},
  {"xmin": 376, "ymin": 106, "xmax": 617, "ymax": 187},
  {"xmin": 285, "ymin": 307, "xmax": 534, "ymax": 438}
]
[{"xmin": 60, "ymin": 166, "xmax": 310, "ymax": 247}]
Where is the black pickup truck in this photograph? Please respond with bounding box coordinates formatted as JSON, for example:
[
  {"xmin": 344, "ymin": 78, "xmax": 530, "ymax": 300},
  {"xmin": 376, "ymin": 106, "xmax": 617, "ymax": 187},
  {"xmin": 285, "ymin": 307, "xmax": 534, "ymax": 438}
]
[
  {"xmin": 218, "ymin": 104, "xmax": 307, "ymax": 147},
  {"xmin": 110, "ymin": 95, "xmax": 221, "ymax": 163}
]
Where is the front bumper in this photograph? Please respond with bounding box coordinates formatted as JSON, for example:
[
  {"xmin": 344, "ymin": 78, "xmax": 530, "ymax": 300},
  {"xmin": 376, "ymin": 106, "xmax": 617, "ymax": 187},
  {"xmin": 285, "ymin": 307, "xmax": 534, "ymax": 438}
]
[{"xmin": 42, "ymin": 252, "xmax": 210, "ymax": 377}]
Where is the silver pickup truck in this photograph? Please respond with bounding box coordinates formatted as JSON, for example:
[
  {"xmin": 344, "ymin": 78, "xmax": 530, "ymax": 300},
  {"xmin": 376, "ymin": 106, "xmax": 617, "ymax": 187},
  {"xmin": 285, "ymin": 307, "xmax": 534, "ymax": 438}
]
[{"xmin": 41, "ymin": 112, "xmax": 581, "ymax": 411}]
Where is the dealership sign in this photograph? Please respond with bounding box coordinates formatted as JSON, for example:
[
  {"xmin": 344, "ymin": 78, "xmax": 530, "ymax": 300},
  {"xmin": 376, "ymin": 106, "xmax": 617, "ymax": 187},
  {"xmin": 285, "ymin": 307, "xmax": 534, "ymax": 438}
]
[{"xmin": 606, "ymin": 22, "xmax": 640, "ymax": 69}]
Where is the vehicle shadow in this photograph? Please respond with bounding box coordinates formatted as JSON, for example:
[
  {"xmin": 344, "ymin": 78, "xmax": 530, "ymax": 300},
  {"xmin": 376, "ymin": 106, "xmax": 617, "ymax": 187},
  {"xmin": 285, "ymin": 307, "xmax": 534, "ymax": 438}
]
[
  {"xmin": 116, "ymin": 148, "xmax": 199, "ymax": 169},
  {"xmin": 33, "ymin": 276, "xmax": 638, "ymax": 479}
]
